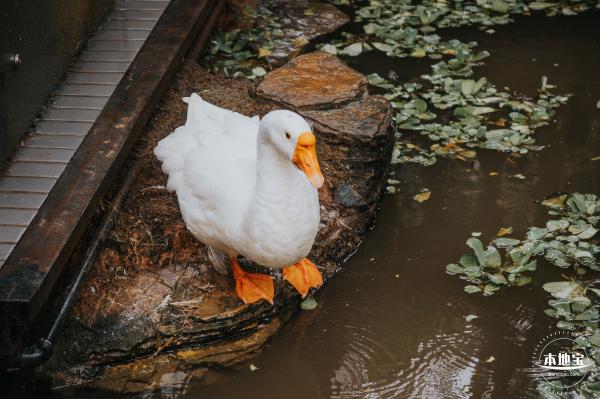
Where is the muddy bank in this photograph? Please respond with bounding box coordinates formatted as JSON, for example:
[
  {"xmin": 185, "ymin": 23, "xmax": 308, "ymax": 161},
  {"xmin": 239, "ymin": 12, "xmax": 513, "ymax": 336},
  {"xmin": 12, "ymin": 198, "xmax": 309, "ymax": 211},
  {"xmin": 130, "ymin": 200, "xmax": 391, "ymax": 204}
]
[{"xmin": 41, "ymin": 51, "xmax": 393, "ymax": 393}]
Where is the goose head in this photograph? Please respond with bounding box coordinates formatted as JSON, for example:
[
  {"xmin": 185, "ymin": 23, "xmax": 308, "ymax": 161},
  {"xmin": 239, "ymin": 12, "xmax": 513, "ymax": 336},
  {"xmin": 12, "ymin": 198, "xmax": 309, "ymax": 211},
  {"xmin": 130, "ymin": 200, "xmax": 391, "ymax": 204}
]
[{"xmin": 259, "ymin": 110, "xmax": 324, "ymax": 189}]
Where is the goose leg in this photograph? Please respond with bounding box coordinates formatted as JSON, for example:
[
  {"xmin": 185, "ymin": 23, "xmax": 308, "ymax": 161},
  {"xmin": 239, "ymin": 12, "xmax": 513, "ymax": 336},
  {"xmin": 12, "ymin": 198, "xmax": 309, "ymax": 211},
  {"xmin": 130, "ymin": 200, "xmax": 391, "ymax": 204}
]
[
  {"xmin": 231, "ymin": 257, "xmax": 274, "ymax": 305},
  {"xmin": 283, "ymin": 258, "xmax": 323, "ymax": 297}
]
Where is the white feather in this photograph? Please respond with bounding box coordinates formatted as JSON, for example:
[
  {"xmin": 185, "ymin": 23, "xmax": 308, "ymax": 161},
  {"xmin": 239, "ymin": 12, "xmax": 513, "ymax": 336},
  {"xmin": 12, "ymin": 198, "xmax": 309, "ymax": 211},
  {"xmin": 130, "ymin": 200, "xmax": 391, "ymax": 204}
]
[{"xmin": 207, "ymin": 246, "xmax": 229, "ymax": 275}]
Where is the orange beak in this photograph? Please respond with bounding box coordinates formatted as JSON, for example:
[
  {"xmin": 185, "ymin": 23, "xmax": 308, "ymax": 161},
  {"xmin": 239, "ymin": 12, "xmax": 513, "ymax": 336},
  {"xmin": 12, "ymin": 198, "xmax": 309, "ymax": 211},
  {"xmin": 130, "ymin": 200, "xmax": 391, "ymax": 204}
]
[{"xmin": 292, "ymin": 132, "xmax": 324, "ymax": 189}]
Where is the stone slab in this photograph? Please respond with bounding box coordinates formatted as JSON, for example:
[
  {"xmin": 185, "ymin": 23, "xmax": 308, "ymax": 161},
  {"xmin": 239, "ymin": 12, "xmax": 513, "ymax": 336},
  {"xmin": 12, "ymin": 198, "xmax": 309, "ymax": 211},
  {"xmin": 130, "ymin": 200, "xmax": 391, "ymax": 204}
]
[{"xmin": 256, "ymin": 51, "xmax": 367, "ymax": 110}]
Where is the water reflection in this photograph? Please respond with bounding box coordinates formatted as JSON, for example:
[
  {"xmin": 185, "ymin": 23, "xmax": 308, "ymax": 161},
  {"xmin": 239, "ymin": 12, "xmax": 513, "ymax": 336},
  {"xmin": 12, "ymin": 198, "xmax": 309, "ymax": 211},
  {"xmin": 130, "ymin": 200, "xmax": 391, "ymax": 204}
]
[
  {"xmin": 11, "ymin": 8, "xmax": 599, "ymax": 399},
  {"xmin": 185, "ymin": 12, "xmax": 600, "ymax": 399}
]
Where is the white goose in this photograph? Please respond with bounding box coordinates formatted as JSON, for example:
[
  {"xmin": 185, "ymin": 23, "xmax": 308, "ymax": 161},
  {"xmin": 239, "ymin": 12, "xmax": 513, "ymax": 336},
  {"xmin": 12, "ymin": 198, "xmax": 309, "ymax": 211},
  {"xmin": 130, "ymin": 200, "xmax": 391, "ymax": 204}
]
[{"xmin": 154, "ymin": 94, "xmax": 324, "ymax": 304}]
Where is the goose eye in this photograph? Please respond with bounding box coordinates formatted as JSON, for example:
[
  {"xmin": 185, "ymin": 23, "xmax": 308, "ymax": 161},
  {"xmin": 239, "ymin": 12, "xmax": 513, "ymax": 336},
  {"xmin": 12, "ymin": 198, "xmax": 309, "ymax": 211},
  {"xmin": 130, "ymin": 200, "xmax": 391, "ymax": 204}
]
[{"xmin": 285, "ymin": 132, "xmax": 291, "ymax": 140}]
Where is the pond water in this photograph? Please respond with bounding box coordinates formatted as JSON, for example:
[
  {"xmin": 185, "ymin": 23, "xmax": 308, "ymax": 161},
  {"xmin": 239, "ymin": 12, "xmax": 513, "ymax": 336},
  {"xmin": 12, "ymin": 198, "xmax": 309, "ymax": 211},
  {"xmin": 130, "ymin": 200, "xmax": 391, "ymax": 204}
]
[
  {"xmin": 186, "ymin": 12, "xmax": 600, "ymax": 399},
  {"xmin": 23, "ymin": 9, "xmax": 599, "ymax": 399}
]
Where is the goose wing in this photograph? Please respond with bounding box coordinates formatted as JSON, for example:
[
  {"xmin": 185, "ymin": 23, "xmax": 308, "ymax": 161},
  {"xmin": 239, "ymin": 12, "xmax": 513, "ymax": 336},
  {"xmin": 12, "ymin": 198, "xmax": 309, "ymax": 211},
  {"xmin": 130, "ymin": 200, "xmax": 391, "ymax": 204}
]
[{"xmin": 154, "ymin": 93, "xmax": 259, "ymax": 253}]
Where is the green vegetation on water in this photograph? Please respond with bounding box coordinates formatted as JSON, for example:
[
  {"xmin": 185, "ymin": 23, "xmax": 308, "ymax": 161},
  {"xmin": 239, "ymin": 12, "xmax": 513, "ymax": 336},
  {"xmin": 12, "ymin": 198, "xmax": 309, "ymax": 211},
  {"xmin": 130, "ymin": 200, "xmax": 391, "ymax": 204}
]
[
  {"xmin": 205, "ymin": 1, "xmax": 600, "ymax": 395},
  {"xmin": 319, "ymin": 0, "xmax": 598, "ymax": 166},
  {"xmin": 447, "ymin": 193, "xmax": 600, "ymax": 396}
]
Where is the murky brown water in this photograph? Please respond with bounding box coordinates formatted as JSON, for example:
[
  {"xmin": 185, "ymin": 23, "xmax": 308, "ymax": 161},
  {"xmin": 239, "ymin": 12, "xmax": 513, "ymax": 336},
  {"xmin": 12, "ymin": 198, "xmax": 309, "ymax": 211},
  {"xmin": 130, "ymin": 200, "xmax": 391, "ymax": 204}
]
[
  {"xmin": 184, "ymin": 12, "xmax": 600, "ymax": 399},
  {"xmin": 23, "ymin": 10, "xmax": 600, "ymax": 399}
]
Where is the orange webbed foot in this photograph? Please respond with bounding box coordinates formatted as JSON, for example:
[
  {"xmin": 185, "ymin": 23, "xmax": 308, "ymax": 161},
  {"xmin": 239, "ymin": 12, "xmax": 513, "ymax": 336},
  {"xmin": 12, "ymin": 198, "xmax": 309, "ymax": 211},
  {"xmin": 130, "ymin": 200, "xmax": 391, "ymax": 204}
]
[
  {"xmin": 283, "ymin": 258, "xmax": 323, "ymax": 297},
  {"xmin": 231, "ymin": 257, "xmax": 274, "ymax": 305}
]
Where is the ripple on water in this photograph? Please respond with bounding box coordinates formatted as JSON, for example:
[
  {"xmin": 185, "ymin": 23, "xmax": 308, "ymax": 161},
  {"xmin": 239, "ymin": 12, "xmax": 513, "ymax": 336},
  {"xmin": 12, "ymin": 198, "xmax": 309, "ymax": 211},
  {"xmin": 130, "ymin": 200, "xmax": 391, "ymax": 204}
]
[
  {"xmin": 501, "ymin": 303, "xmax": 537, "ymax": 344},
  {"xmin": 327, "ymin": 307, "xmax": 493, "ymax": 399}
]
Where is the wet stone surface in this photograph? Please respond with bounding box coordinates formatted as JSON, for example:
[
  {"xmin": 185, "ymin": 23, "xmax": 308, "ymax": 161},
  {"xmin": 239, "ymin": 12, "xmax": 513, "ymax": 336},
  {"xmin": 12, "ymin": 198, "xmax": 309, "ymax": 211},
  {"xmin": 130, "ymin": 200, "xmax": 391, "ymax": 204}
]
[
  {"xmin": 256, "ymin": 51, "xmax": 367, "ymax": 109},
  {"xmin": 334, "ymin": 184, "xmax": 366, "ymax": 208},
  {"xmin": 43, "ymin": 52, "xmax": 392, "ymax": 393},
  {"xmin": 264, "ymin": 0, "xmax": 350, "ymax": 66}
]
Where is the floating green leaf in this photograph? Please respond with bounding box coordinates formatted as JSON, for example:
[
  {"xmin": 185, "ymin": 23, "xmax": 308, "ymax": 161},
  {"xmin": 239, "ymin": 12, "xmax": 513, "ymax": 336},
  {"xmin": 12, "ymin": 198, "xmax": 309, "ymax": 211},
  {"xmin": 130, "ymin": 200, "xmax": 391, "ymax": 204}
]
[
  {"xmin": 321, "ymin": 0, "xmax": 574, "ymax": 167},
  {"xmin": 448, "ymin": 192, "xmax": 600, "ymax": 393},
  {"xmin": 464, "ymin": 285, "xmax": 482, "ymax": 294},
  {"xmin": 300, "ymin": 296, "xmax": 318, "ymax": 310},
  {"xmin": 320, "ymin": 44, "xmax": 338, "ymax": 54},
  {"xmin": 251, "ymin": 66, "xmax": 267, "ymax": 77},
  {"xmin": 491, "ymin": 0, "xmax": 510, "ymax": 13},
  {"xmin": 340, "ymin": 42, "xmax": 363, "ymax": 56}
]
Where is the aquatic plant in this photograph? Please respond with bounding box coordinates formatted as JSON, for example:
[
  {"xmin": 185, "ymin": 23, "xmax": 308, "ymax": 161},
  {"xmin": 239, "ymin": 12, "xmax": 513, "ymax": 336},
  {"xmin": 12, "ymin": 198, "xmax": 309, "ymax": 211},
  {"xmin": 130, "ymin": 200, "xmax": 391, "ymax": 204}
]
[
  {"xmin": 447, "ymin": 193, "xmax": 600, "ymax": 294},
  {"xmin": 204, "ymin": 4, "xmax": 281, "ymax": 78},
  {"xmin": 323, "ymin": 0, "xmax": 599, "ymax": 58},
  {"xmin": 370, "ymin": 71, "xmax": 569, "ymax": 165},
  {"xmin": 206, "ymin": 0, "xmax": 596, "ymax": 164},
  {"xmin": 318, "ymin": 0, "xmax": 598, "ymax": 165},
  {"xmin": 446, "ymin": 193, "xmax": 600, "ymax": 396}
]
